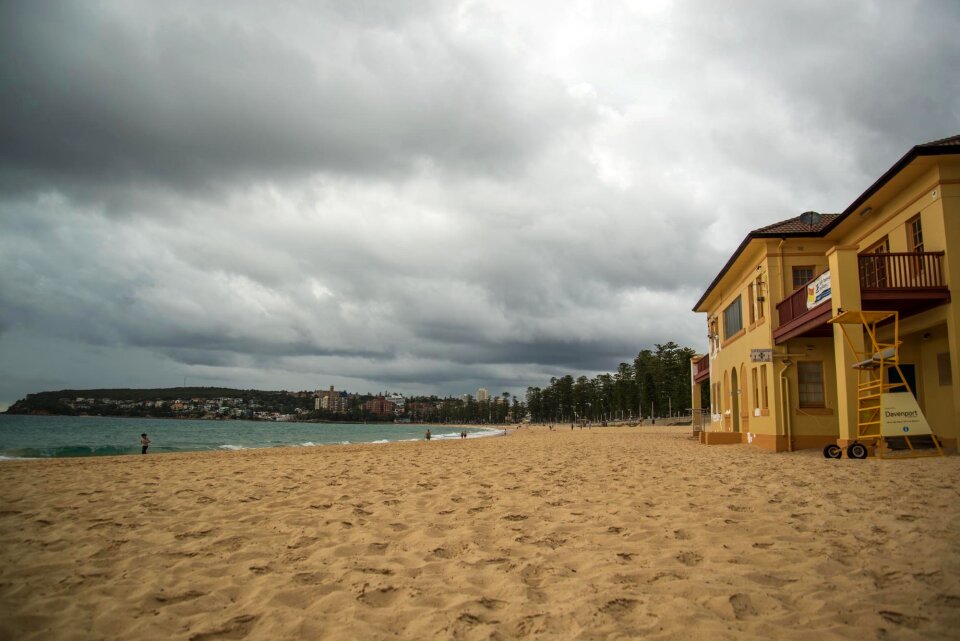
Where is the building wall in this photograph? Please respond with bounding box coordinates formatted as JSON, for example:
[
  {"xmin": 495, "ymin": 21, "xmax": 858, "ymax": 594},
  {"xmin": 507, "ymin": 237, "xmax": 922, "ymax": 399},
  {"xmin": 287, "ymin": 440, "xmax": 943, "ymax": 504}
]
[
  {"xmin": 831, "ymin": 158, "xmax": 959, "ymax": 446},
  {"xmin": 696, "ymin": 154, "xmax": 959, "ymax": 452}
]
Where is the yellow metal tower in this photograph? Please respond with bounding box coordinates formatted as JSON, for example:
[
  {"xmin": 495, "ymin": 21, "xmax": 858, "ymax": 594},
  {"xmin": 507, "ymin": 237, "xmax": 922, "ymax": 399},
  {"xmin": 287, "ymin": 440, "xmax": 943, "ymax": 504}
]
[{"xmin": 826, "ymin": 310, "xmax": 944, "ymax": 459}]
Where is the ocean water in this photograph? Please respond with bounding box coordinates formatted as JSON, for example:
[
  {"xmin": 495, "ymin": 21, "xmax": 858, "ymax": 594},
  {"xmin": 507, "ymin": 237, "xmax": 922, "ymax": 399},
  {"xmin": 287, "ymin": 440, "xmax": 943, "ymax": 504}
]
[{"xmin": 0, "ymin": 415, "xmax": 501, "ymax": 459}]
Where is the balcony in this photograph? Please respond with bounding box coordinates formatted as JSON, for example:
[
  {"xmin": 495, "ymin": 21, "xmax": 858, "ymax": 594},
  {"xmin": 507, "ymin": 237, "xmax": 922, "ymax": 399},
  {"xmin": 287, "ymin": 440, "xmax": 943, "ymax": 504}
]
[
  {"xmin": 774, "ymin": 252, "xmax": 950, "ymax": 344},
  {"xmin": 859, "ymin": 251, "xmax": 950, "ymax": 314},
  {"xmin": 693, "ymin": 354, "xmax": 710, "ymax": 384},
  {"xmin": 773, "ymin": 281, "xmax": 833, "ymax": 344}
]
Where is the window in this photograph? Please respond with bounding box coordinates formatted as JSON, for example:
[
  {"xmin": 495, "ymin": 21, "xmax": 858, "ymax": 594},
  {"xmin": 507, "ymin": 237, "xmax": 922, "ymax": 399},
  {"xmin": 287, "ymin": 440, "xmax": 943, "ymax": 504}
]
[
  {"xmin": 907, "ymin": 215, "xmax": 925, "ymax": 277},
  {"xmin": 798, "ymin": 362, "xmax": 825, "ymax": 408},
  {"xmin": 755, "ymin": 275, "xmax": 765, "ymax": 320},
  {"xmin": 861, "ymin": 237, "xmax": 890, "ymax": 288},
  {"xmin": 792, "ymin": 266, "xmax": 815, "ymax": 290},
  {"xmin": 760, "ymin": 364, "xmax": 769, "ymax": 409},
  {"xmin": 908, "ymin": 215, "xmax": 924, "ymax": 252},
  {"xmin": 723, "ymin": 296, "xmax": 743, "ymax": 340},
  {"xmin": 751, "ymin": 368, "xmax": 759, "ymax": 410},
  {"xmin": 747, "ymin": 283, "xmax": 756, "ymax": 325}
]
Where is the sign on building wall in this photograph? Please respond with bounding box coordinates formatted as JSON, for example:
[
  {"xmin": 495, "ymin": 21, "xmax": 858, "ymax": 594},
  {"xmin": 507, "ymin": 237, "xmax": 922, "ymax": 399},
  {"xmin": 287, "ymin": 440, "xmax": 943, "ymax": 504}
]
[
  {"xmin": 880, "ymin": 392, "xmax": 933, "ymax": 437},
  {"xmin": 806, "ymin": 271, "xmax": 831, "ymax": 309},
  {"xmin": 750, "ymin": 349, "xmax": 773, "ymax": 362}
]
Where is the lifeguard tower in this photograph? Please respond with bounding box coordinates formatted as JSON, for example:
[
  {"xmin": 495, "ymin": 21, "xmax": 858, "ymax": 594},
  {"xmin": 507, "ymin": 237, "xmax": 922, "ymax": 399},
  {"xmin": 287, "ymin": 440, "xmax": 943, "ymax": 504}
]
[{"xmin": 826, "ymin": 310, "xmax": 944, "ymax": 459}]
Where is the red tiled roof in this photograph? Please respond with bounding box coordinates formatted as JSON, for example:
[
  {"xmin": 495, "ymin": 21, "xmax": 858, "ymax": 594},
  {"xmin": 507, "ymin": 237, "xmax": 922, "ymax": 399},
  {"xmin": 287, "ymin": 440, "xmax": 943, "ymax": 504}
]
[
  {"xmin": 751, "ymin": 212, "xmax": 840, "ymax": 235},
  {"xmin": 918, "ymin": 134, "xmax": 960, "ymax": 148}
]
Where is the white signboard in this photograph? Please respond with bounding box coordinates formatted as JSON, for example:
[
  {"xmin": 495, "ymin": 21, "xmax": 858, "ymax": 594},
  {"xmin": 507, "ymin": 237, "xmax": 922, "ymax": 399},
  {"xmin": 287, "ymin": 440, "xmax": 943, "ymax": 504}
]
[
  {"xmin": 880, "ymin": 392, "xmax": 932, "ymax": 437},
  {"xmin": 806, "ymin": 271, "xmax": 832, "ymax": 309},
  {"xmin": 750, "ymin": 349, "xmax": 773, "ymax": 363}
]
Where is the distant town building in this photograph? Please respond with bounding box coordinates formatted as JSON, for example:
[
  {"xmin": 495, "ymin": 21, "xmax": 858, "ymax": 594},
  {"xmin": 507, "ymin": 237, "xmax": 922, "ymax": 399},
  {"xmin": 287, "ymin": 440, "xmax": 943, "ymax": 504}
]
[
  {"xmin": 315, "ymin": 385, "xmax": 349, "ymax": 412},
  {"xmin": 477, "ymin": 388, "xmax": 490, "ymax": 402},
  {"xmin": 386, "ymin": 393, "xmax": 405, "ymax": 414},
  {"xmin": 363, "ymin": 397, "xmax": 396, "ymax": 416}
]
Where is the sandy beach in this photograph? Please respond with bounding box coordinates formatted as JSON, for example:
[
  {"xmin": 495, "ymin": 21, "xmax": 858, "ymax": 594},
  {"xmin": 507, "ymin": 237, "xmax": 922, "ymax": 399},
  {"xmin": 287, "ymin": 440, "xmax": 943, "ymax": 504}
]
[{"xmin": 1, "ymin": 425, "xmax": 958, "ymax": 641}]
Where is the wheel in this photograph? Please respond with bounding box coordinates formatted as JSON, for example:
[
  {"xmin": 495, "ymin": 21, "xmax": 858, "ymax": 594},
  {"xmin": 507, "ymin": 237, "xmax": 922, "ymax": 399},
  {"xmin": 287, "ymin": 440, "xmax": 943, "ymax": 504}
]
[
  {"xmin": 847, "ymin": 442, "xmax": 868, "ymax": 459},
  {"xmin": 822, "ymin": 444, "xmax": 842, "ymax": 459}
]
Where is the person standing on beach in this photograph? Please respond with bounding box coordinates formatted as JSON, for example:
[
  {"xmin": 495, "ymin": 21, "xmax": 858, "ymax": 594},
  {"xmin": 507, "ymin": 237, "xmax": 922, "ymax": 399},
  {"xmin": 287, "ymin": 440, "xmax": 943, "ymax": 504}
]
[
  {"xmin": 425, "ymin": 429, "xmax": 431, "ymax": 441},
  {"xmin": 140, "ymin": 433, "xmax": 151, "ymax": 455}
]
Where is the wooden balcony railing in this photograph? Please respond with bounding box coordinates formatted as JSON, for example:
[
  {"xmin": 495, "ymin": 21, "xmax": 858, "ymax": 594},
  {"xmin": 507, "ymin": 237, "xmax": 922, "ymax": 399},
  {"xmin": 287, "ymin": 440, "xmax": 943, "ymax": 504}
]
[
  {"xmin": 776, "ymin": 279, "xmax": 827, "ymax": 327},
  {"xmin": 693, "ymin": 354, "xmax": 709, "ymax": 383},
  {"xmin": 859, "ymin": 251, "xmax": 946, "ymax": 290},
  {"xmin": 775, "ymin": 252, "xmax": 949, "ymax": 342}
]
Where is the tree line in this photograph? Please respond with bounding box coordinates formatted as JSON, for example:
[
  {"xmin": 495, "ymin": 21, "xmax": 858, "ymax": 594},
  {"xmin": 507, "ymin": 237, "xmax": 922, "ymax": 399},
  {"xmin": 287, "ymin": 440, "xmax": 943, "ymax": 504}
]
[{"xmin": 524, "ymin": 342, "xmax": 698, "ymax": 423}]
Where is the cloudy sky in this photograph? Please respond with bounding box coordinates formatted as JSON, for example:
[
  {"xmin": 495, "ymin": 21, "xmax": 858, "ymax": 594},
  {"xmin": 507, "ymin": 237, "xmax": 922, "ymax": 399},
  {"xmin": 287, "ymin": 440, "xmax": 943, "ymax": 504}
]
[{"xmin": 1, "ymin": 1, "xmax": 958, "ymax": 408}]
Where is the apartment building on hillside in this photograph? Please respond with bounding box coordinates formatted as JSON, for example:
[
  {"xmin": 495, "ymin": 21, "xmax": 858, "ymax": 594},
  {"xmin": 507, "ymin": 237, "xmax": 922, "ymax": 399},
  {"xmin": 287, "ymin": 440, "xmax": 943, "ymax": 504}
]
[{"xmin": 691, "ymin": 135, "xmax": 960, "ymax": 453}]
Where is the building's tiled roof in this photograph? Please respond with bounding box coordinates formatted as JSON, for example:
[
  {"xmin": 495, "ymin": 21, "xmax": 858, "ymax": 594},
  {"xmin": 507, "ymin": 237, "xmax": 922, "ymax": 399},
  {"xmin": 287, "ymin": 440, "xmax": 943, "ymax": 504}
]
[
  {"xmin": 918, "ymin": 134, "xmax": 960, "ymax": 148},
  {"xmin": 751, "ymin": 212, "xmax": 840, "ymax": 235}
]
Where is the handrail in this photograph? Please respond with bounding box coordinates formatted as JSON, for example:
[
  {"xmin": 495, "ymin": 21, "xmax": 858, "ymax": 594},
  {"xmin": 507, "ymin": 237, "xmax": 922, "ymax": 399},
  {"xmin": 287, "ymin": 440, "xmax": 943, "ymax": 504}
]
[
  {"xmin": 775, "ymin": 278, "xmax": 823, "ymax": 326},
  {"xmin": 859, "ymin": 251, "xmax": 946, "ymax": 290},
  {"xmin": 695, "ymin": 354, "xmax": 709, "ymax": 375}
]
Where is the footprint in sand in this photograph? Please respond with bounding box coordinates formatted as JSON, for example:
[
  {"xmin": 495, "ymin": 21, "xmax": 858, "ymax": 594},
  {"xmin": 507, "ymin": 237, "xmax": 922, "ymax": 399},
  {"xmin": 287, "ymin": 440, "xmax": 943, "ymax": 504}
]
[
  {"xmin": 599, "ymin": 598, "xmax": 638, "ymax": 617},
  {"xmin": 729, "ymin": 593, "xmax": 757, "ymax": 619},
  {"xmin": 189, "ymin": 614, "xmax": 258, "ymax": 641},
  {"xmin": 477, "ymin": 597, "xmax": 506, "ymax": 610},
  {"xmin": 676, "ymin": 551, "xmax": 703, "ymax": 566},
  {"xmin": 357, "ymin": 586, "xmax": 399, "ymax": 608},
  {"xmin": 155, "ymin": 590, "xmax": 205, "ymax": 606},
  {"xmin": 175, "ymin": 529, "xmax": 214, "ymax": 539},
  {"xmin": 878, "ymin": 610, "xmax": 927, "ymax": 628},
  {"xmin": 356, "ymin": 567, "xmax": 394, "ymax": 576},
  {"xmin": 292, "ymin": 572, "xmax": 327, "ymax": 585}
]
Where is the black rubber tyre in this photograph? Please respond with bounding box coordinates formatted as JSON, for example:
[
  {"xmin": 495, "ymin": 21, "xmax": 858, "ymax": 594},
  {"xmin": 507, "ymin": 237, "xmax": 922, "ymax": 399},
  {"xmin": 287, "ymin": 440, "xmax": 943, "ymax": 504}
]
[
  {"xmin": 823, "ymin": 444, "xmax": 842, "ymax": 459},
  {"xmin": 847, "ymin": 442, "xmax": 868, "ymax": 459}
]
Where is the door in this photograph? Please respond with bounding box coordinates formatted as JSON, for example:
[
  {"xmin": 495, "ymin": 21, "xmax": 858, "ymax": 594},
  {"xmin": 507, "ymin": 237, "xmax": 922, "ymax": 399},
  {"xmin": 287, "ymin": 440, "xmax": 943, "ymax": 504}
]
[
  {"xmin": 889, "ymin": 364, "xmax": 918, "ymax": 398},
  {"xmin": 730, "ymin": 368, "xmax": 740, "ymax": 432},
  {"xmin": 861, "ymin": 237, "xmax": 889, "ymax": 288}
]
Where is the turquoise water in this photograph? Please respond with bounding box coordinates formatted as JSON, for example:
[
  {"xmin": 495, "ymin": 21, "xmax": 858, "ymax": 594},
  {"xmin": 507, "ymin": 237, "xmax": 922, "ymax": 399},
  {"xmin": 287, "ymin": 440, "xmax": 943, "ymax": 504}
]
[{"xmin": 0, "ymin": 415, "xmax": 500, "ymax": 459}]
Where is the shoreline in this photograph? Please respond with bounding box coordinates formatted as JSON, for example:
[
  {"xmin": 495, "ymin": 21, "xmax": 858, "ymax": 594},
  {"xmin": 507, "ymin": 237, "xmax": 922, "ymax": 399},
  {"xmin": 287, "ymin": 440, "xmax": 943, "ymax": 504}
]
[{"xmin": 0, "ymin": 419, "xmax": 511, "ymax": 461}]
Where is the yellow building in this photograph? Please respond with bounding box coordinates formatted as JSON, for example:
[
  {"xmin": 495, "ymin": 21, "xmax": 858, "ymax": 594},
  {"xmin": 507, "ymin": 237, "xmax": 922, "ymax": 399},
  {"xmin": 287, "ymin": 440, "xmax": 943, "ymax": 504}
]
[{"xmin": 692, "ymin": 135, "xmax": 959, "ymax": 453}]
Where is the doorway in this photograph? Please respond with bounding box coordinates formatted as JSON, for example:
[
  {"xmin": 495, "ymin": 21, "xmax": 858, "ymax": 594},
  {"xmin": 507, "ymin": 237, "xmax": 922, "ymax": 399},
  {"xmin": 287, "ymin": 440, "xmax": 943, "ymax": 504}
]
[
  {"xmin": 731, "ymin": 367, "xmax": 740, "ymax": 432},
  {"xmin": 889, "ymin": 364, "xmax": 918, "ymax": 398}
]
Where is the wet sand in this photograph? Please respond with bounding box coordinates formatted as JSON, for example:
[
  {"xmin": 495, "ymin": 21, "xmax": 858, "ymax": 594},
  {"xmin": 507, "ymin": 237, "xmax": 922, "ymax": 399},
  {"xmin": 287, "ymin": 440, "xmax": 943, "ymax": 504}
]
[{"xmin": 1, "ymin": 425, "xmax": 958, "ymax": 640}]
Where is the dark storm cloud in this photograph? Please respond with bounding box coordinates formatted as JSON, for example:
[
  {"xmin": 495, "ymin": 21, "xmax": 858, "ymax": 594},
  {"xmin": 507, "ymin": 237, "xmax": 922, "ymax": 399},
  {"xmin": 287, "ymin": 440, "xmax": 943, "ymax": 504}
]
[{"xmin": 0, "ymin": 1, "xmax": 584, "ymax": 201}]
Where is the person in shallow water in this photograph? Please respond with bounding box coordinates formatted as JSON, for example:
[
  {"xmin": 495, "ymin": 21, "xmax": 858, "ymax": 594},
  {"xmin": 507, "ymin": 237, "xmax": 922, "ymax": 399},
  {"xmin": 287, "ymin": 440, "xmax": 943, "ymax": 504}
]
[
  {"xmin": 140, "ymin": 433, "xmax": 151, "ymax": 455},
  {"xmin": 424, "ymin": 429, "xmax": 431, "ymax": 441}
]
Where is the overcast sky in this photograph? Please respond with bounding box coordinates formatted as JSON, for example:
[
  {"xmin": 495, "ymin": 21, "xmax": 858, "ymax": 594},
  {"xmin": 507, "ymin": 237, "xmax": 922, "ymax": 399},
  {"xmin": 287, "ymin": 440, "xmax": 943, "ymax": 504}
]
[{"xmin": 1, "ymin": 1, "xmax": 958, "ymax": 408}]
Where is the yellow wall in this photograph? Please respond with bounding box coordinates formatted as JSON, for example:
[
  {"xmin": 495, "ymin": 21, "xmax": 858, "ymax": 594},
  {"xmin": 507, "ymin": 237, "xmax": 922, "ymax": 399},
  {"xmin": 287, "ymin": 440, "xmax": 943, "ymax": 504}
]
[{"xmin": 695, "ymin": 154, "xmax": 960, "ymax": 452}]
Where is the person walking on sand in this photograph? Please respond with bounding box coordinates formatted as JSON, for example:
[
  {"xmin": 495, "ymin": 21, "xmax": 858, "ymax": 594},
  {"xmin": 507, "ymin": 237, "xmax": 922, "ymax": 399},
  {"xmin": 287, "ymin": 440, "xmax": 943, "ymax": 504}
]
[{"xmin": 140, "ymin": 433, "xmax": 151, "ymax": 455}]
